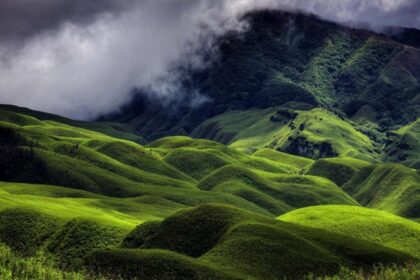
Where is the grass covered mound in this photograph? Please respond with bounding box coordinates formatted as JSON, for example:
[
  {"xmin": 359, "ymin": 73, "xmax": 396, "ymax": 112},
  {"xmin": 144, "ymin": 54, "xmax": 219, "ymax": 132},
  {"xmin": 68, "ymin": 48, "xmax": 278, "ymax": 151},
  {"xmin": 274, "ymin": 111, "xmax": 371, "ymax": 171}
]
[
  {"xmin": 164, "ymin": 148, "xmax": 232, "ymax": 180},
  {"xmin": 88, "ymin": 249, "xmax": 238, "ymax": 280},
  {"xmin": 193, "ymin": 108, "xmax": 379, "ymax": 161},
  {"xmin": 342, "ymin": 164, "xmax": 420, "ymax": 219},
  {"xmin": 0, "ymin": 182, "xmax": 182, "ymax": 228},
  {"xmin": 305, "ymin": 157, "xmax": 370, "ymax": 186},
  {"xmin": 0, "ymin": 245, "xmax": 100, "ymax": 280},
  {"xmin": 197, "ymin": 164, "xmax": 357, "ymax": 215},
  {"xmin": 141, "ymin": 205, "xmax": 250, "ymax": 258},
  {"xmin": 252, "ymin": 148, "xmax": 314, "ymax": 170},
  {"xmin": 89, "ymin": 204, "xmax": 417, "ymax": 279},
  {"xmin": 191, "ymin": 108, "xmax": 288, "ymax": 153},
  {"xmin": 47, "ymin": 219, "xmax": 128, "ymax": 268},
  {"xmin": 279, "ymin": 205, "xmax": 420, "ymax": 258},
  {"xmin": 0, "ymin": 110, "xmax": 196, "ymax": 196},
  {"xmin": 0, "ymin": 208, "xmax": 58, "ymax": 256},
  {"xmin": 385, "ymin": 119, "xmax": 420, "ymax": 168},
  {"xmin": 0, "ymin": 104, "xmax": 144, "ymax": 143}
]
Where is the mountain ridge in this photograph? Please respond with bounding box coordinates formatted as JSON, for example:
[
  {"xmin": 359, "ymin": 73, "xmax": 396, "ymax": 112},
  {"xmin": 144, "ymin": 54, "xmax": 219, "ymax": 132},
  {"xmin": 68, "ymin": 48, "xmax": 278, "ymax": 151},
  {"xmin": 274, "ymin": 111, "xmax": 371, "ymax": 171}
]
[{"xmin": 104, "ymin": 10, "xmax": 420, "ymax": 139}]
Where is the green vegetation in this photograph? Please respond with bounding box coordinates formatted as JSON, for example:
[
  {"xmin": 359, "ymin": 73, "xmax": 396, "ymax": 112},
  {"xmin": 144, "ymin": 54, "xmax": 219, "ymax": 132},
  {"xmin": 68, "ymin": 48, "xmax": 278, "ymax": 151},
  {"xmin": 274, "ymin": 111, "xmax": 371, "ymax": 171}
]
[
  {"xmin": 0, "ymin": 88, "xmax": 419, "ymax": 279},
  {"xmin": 343, "ymin": 164, "xmax": 420, "ymax": 219},
  {"xmin": 308, "ymin": 264, "xmax": 420, "ymax": 280},
  {"xmin": 193, "ymin": 108, "xmax": 379, "ymax": 161},
  {"xmin": 385, "ymin": 119, "xmax": 420, "ymax": 168},
  {"xmin": 0, "ymin": 105, "xmax": 144, "ymax": 143},
  {"xmin": 0, "ymin": 109, "xmax": 417, "ymax": 279},
  {"xmin": 279, "ymin": 205, "xmax": 420, "ymax": 258},
  {"xmin": 90, "ymin": 204, "xmax": 417, "ymax": 280},
  {"xmin": 253, "ymin": 148, "xmax": 314, "ymax": 169},
  {"xmin": 0, "ymin": 245, "xmax": 100, "ymax": 280},
  {"xmin": 1, "ymin": 10, "xmax": 420, "ymax": 278},
  {"xmin": 306, "ymin": 157, "xmax": 370, "ymax": 186},
  {"xmin": 197, "ymin": 164, "xmax": 357, "ymax": 215}
]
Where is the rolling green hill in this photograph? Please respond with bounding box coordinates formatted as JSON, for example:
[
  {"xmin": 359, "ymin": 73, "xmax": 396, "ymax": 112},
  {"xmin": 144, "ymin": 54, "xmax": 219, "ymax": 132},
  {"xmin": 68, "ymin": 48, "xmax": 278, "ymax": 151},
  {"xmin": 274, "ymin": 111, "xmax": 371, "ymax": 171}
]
[
  {"xmin": 342, "ymin": 164, "xmax": 420, "ymax": 219},
  {"xmin": 305, "ymin": 157, "xmax": 370, "ymax": 186},
  {"xmin": 1, "ymin": 9, "xmax": 420, "ymax": 279},
  {"xmin": 193, "ymin": 108, "xmax": 380, "ymax": 161},
  {"xmin": 385, "ymin": 119, "xmax": 420, "ymax": 168},
  {"xmin": 0, "ymin": 104, "xmax": 144, "ymax": 143},
  {"xmin": 0, "ymin": 108, "xmax": 365, "ymax": 219},
  {"xmin": 279, "ymin": 205, "xmax": 420, "ymax": 258},
  {"xmin": 89, "ymin": 204, "xmax": 417, "ymax": 279},
  {"xmin": 0, "ymin": 105, "xmax": 419, "ymax": 279}
]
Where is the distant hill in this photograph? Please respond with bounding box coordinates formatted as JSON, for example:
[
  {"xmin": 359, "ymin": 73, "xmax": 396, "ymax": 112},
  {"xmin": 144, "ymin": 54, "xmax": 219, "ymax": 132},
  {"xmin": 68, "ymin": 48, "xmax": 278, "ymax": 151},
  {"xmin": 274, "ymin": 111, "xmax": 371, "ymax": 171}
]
[{"xmin": 105, "ymin": 11, "xmax": 420, "ymax": 141}]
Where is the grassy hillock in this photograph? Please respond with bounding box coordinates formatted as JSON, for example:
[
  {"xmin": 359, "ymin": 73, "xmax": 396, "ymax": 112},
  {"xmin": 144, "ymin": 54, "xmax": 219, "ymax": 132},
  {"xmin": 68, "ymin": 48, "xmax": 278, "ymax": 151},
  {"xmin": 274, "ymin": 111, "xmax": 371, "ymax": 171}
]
[
  {"xmin": 0, "ymin": 120, "xmax": 194, "ymax": 196},
  {"xmin": 385, "ymin": 119, "xmax": 420, "ymax": 168},
  {"xmin": 252, "ymin": 148, "xmax": 314, "ymax": 170},
  {"xmin": 89, "ymin": 204, "xmax": 417, "ymax": 279},
  {"xmin": 164, "ymin": 148, "xmax": 233, "ymax": 180},
  {"xmin": 197, "ymin": 164, "xmax": 357, "ymax": 215},
  {"xmin": 0, "ymin": 105, "xmax": 144, "ymax": 143},
  {"xmin": 342, "ymin": 164, "xmax": 420, "ymax": 219},
  {"xmin": 305, "ymin": 157, "xmax": 370, "ymax": 186},
  {"xmin": 0, "ymin": 245, "xmax": 102, "ymax": 280},
  {"xmin": 193, "ymin": 108, "xmax": 379, "ymax": 161},
  {"xmin": 279, "ymin": 205, "xmax": 420, "ymax": 258}
]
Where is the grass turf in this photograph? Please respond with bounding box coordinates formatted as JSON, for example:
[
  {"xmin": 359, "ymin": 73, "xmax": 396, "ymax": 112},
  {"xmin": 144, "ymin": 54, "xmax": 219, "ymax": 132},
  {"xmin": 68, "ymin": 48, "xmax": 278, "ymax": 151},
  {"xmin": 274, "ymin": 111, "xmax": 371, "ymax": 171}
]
[
  {"xmin": 279, "ymin": 205, "xmax": 420, "ymax": 258},
  {"xmin": 89, "ymin": 204, "xmax": 417, "ymax": 279}
]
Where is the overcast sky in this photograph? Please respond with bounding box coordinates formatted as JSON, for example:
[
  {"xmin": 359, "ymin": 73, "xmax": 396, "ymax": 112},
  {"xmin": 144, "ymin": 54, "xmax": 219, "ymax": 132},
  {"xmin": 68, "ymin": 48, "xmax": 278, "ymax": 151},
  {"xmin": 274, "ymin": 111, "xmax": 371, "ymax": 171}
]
[{"xmin": 0, "ymin": 0, "xmax": 419, "ymax": 119}]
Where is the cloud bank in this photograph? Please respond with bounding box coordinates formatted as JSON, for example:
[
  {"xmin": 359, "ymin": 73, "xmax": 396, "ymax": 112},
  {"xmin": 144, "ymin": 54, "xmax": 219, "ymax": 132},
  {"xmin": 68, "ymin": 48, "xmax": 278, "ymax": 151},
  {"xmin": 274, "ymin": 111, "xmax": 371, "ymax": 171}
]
[{"xmin": 0, "ymin": 0, "xmax": 419, "ymax": 119}]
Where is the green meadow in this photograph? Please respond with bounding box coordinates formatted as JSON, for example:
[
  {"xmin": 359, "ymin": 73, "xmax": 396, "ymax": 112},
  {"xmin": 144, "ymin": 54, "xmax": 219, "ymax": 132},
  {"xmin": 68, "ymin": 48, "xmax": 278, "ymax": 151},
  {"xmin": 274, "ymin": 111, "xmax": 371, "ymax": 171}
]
[{"xmin": 0, "ymin": 106, "xmax": 418, "ymax": 279}]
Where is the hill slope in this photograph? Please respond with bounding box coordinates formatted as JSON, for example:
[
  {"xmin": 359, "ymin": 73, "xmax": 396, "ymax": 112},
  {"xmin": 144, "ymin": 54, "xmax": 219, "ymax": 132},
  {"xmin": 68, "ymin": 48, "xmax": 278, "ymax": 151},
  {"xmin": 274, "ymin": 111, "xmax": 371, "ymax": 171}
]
[
  {"xmin": 342, "ymin": 164, "xmax": 420, "ymax": 219},
  {"xmin": 193, "ymin": 108, "xmax": 379, "ymax": 161},
  {"xmin": 385, "ymin": 119, "xmax": 420, "ymax": 168},
  {"xmin": 279, "ymin": 205, "xmax": 420, "ymax": 258},
  {"xmin": 90, "ymin": 204, "xmax": 418, "ymax": 279},
  {"xmin": 0, "ymin": 106, "xmax": 419, "ymax": 279},
  {"xmin": 107, "ymin": 11, "xmax": 420, "ymax": 142}
]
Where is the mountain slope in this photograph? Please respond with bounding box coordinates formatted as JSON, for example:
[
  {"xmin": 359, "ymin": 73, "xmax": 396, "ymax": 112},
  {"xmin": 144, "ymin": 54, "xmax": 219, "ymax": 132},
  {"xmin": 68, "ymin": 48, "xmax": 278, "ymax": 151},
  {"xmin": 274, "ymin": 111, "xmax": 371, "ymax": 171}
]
[
  {"xmin": 193, "ymin": 108, "xmax": 379, "ymax": 161},
  {"xmin": 107, "ymin": 11, "xmax": 420, "ymax": 142}
]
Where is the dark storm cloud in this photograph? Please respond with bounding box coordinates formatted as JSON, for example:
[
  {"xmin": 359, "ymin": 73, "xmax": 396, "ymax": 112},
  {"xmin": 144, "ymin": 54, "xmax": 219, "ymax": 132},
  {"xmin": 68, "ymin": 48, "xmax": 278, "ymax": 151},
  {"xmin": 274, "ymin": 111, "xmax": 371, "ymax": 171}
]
[
  {"xmin": 0, "ymin": 0, "xmax": 133, "ymax": 45},
  {"xmin": 0, "ymin": 0, "xmax": 419, "ymax": 119}
]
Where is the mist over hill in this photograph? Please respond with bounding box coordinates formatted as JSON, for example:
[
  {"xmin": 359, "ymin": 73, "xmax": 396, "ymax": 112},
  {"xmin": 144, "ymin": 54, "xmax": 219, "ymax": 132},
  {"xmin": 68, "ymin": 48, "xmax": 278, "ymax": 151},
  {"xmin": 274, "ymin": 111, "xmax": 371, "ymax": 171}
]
[{"xmin": 101, "ymin": 11, "xmax": 420, "ymax": 168}]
